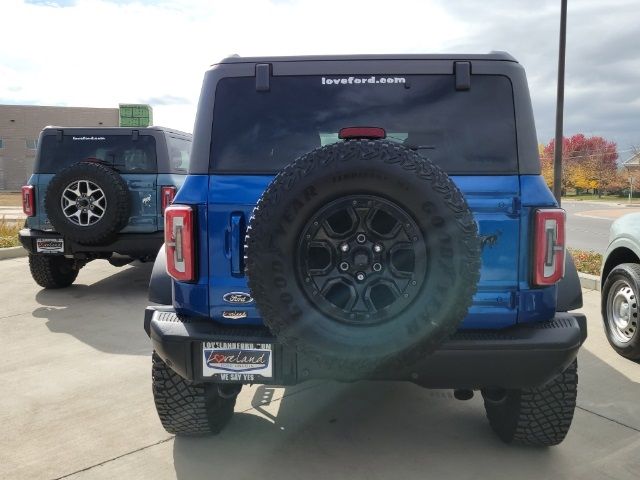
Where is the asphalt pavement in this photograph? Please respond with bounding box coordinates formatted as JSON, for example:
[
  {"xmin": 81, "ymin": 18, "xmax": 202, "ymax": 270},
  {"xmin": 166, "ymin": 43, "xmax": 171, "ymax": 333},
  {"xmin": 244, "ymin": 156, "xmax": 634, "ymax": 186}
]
[
  {"xmin": 564, "ymin": 200, "xmax": 639, "ymax": 254},
  {"xmin": 1, "ymin": 258, "xmax": 639, "ymax": 480}
]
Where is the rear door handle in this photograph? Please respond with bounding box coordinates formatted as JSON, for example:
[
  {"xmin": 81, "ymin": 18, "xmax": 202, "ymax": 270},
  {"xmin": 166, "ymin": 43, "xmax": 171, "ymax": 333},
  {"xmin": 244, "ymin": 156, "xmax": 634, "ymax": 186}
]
[{"xmin": 230, "ymin": 213, "xmax": 244, "ymax": 276}]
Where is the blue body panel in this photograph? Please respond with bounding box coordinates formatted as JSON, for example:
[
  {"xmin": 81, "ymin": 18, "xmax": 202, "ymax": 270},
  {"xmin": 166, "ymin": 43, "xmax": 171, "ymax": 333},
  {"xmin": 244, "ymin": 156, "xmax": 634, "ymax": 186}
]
[
  {"xmin": 171, "ymin": 173, "xmax": 560, "ymax": 329},
  {"xmin": 518, "ymin": 175, "xmax": 559, "ymax": 323},
  {"xmin": 26, "ymin": 172, "xmax": 188, "ymax": 234},
  {"xmin": 123, "ymin": 174, "xmax": 158, "ymax": 233},
  {"xmin": 173, "ymin": 175, "xmax": 210, "ymax": 318},
  {"xmin": 156, "ymin": 172, "xmax": 189, "ymax": 231},
  {"xmin": 25, "ymin": 174, "xmax": 49, "ymax": 231}
]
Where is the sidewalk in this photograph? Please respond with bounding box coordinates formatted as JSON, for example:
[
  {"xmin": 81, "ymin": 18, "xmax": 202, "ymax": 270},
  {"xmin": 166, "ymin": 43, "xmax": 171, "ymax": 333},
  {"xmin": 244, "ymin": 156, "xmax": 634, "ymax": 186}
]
[{"xmin": 0, "ymin": 206, "xmax": 25, "ymax": 222}]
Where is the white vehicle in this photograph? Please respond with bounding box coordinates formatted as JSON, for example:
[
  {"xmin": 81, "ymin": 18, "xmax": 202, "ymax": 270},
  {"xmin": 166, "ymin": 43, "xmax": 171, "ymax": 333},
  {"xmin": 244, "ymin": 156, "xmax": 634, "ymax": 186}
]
[{"xmin": 601, "ymin": 212, "xmax": 640, "ymax": 359}]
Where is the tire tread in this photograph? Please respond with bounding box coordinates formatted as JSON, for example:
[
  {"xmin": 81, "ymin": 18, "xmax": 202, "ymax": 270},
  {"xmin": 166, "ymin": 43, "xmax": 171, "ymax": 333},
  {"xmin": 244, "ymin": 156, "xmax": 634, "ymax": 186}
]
[
  {"xmin": 152, "ymin": 352, "xmax": 236, "ymax": 436},
  {"xmin": 483, "ymin": 360, "xmax": 578, "ymax": 446},
  {"xmin": 28, "ymin": 254, "xmax": 79, "ymax": 289}
]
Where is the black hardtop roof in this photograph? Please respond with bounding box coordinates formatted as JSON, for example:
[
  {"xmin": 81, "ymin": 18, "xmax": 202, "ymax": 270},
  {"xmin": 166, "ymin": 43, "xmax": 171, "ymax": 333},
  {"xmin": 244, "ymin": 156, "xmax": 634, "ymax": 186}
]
[
  {"xmin": 41, "ymin": 126, "xmax": 192, "ymax": 137},
  {"xmin": 216, "ymin": 51, "xmax": 518, "ymax": 64}
]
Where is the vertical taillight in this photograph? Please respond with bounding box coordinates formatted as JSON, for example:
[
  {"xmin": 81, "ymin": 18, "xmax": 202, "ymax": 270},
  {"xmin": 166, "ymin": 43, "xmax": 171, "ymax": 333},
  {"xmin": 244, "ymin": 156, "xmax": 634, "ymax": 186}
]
[
  {"xmin": 165, "ymin": 205, "xmax": 195, "ymax": 281},
  {"xmin": 533, "ymin": 208, "xmax": 566, "ymax": 286},
  {"xmin": 161, "ymin": 186, "xmax": 177, "ymax": 214},
  {"xmin": 22, "ymin": 185, "xmax": 35, "ymax": 217}
]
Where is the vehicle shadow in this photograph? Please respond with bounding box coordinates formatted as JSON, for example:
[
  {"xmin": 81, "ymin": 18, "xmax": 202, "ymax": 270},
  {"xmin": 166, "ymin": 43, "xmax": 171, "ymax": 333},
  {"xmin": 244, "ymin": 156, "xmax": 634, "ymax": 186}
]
[
  {"xmin": 171, "ymin": 348, "xmax": 640, "ymax": 480},
  {"xmin": 172, "ymin": 381, "xmax": 553, "ymax": 480},
  {"xmin": 31, "ymin": 261, "xmax": 153, "ymax": 355}
]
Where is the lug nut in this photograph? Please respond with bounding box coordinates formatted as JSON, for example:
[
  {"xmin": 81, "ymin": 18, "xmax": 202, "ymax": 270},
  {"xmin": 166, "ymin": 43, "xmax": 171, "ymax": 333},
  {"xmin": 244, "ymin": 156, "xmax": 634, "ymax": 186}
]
[
  {"xmin": 373, "ymin": 244, "xmax": 382, "ymax": 253},
  {"xmin": 356, "ymin": 272, "xmax": 365, "ymax": 281},
  {"xmin": 356, "ymin": 233, "xmax": 366, "ymax": 244},
  {"xmin": 373, "ymin": 263, "xmax": 382, "ymax": 272},
  {"xmin": 339, "ymin": 262, "xmax": 350, "ymax": 271},
  {"xmin": 340, "ymin": 243, "xmax": 349, "ymax": 252}
]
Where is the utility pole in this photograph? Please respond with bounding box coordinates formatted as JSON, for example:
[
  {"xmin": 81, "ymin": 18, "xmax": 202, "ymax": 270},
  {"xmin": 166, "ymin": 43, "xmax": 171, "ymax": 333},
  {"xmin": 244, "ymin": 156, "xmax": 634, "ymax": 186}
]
[{"xmin": 553, "ymin": 0, "xmax": 568, "ymax": 205}]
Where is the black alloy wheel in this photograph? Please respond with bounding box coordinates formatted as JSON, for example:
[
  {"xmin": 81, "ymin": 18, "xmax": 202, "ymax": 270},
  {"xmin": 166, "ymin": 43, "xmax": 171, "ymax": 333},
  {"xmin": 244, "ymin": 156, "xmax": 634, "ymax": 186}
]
[{"xmin": 298, "ymin": 194, "xmax": 427, "ymax": 326}]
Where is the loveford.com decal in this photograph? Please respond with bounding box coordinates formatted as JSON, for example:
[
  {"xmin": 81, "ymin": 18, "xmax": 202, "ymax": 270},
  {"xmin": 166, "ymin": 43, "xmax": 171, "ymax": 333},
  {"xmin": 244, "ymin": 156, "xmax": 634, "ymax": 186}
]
[
  {"xmin": 321, "ymin": 76, "xmax": 406, "ymax": 85},
  {"xmin": 202, "ymin": 342, "xmax": 273, "ymax": 380},
  {"xmin": 72, "ymin": 136, "xmax": 106, "ymax": 141}
]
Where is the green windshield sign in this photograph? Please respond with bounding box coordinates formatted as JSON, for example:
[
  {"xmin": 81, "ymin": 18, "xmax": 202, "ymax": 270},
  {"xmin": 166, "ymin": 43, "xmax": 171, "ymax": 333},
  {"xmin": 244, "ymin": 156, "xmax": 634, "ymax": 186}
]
[{"xmin": 119, "ymin": 104, "xmax": 153, "ymax": 127}]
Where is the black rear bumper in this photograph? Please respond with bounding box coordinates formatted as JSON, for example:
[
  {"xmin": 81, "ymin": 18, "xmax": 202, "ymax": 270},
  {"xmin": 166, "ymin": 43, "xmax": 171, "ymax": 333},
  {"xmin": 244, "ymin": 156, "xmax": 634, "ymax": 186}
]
[
  {"xmin": 144, "ymin": 306, "xmax": 587, "ymax": 390},
  {"xmin": 19, "ymin": 228, "xmax": 163, "ymax": 258}
]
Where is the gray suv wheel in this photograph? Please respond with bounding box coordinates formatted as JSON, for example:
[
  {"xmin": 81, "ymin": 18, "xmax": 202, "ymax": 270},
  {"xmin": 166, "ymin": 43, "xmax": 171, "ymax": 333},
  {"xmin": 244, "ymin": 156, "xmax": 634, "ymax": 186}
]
[{"xmin": 602, "ymin": 263, "xmax": 640, "ymax": 359}]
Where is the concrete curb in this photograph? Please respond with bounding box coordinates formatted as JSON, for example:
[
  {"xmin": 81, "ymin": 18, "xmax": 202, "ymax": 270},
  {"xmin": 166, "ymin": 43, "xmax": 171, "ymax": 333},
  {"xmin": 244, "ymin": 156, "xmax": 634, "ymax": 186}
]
[
  {"xmin": 0, "ymin": 246, "xmax": 27, "ymax": 260},
  {"xmin": 563, "ymin": 199, "xmax": 640, "ymax": 208},
  {"xmin": 578, "ymin": 272, "xmax": 601, "ymax": 291}
]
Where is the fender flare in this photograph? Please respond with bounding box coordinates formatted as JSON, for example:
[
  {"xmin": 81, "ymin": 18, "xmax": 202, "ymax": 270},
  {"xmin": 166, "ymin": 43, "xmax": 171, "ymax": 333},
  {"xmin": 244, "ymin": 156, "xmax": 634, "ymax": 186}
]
[
  {"xmin": 148, "ymin": 244, "xmax": 172, "ymax": 305},
  {"xmin": 556, "ymin": 251, "xmax": 582, "ymax": 312}
]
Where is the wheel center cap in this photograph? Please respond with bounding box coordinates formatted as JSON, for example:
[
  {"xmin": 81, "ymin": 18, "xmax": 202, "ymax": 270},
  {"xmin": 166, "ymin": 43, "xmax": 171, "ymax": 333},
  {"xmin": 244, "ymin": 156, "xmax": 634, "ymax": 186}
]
[
  {"xmin": 620, "ymin": 303, "xmax": 629, "ymax": 318},
  {"xmin": 353, "ymin": 251, "xmax": 370, "ymax": 268}
]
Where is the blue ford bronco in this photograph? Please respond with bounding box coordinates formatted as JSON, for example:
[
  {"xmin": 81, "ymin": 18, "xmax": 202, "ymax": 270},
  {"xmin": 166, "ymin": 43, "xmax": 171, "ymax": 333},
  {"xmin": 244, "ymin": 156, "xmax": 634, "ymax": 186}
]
[
  {"xmin": 145, "ymin": 53, "xmax": 587, "ymax": 446},
  {"xmin": 19, "ymin": 126, "xmax": 192, "ymax": 288}
]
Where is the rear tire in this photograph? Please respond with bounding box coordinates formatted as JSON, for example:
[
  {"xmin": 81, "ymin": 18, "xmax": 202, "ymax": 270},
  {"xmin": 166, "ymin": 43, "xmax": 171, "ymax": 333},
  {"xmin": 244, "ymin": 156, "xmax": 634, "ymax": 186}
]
[
  {"xmin": 482, "ymin": 360, "xmax": 578, "ymax": 446},
  {"xmin": 29, "ymin": 254, "xmax": 79, "ymax": 289},
  {"xmin": 152, "ymin": 352, "xmax": 239, "ymax": 436}
]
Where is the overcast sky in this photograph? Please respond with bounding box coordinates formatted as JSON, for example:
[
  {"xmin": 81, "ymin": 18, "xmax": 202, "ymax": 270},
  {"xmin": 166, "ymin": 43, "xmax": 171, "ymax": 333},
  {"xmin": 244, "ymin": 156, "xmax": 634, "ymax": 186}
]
[{"xmin": 1, "ymin": 0, "xmax": 639, "ymax": 159}]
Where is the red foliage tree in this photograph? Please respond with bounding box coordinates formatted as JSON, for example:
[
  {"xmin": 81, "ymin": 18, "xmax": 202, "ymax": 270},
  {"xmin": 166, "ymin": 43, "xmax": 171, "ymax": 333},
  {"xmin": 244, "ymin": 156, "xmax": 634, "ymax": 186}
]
[{"xmin": 540, "ymin": 134, "xmax": 619, "ymax": 195}]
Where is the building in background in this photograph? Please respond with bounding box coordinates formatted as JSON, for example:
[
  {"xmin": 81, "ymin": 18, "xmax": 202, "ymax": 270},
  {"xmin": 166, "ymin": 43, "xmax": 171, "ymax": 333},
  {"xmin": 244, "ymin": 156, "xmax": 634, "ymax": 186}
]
[
  {"xmin": 0, "ymin": 105, "xmax": 119, "ymax": 190},
  {"xmin": 623, "ymin": 151, "xmax": 640, "ymax": 172}
]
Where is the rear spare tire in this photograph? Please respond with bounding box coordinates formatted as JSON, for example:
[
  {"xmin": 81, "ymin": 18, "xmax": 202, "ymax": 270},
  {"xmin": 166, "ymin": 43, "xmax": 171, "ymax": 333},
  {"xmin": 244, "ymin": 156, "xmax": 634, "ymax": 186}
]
[
  {"xmin": 245, "ymin": 139, "xmax": 481, "ymax": 371},
  {"xmin": 45, "ymin": 162, "xmax": 131, "ymax": 245}
]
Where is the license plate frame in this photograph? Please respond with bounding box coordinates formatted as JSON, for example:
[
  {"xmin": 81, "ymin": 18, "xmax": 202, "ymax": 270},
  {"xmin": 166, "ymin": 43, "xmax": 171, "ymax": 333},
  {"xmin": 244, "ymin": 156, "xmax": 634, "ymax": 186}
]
[
  {"xmin": 202, "ymin": 341, "xmax": 273, "ymax": 382},
  {"xmin": 36, "ymin": 238, "xmax": 64, "ymax": 254}
]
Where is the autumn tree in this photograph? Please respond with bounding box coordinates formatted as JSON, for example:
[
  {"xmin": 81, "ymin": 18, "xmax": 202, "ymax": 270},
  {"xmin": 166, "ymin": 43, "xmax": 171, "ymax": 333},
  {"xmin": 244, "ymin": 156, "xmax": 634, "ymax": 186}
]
[
  {"xmin": 540, "ymin": 144, "xmax": 553, "ymax": 187},
  {"xmin": 540, "ymin": 134, "xmax": 619, "ymax": 196}
]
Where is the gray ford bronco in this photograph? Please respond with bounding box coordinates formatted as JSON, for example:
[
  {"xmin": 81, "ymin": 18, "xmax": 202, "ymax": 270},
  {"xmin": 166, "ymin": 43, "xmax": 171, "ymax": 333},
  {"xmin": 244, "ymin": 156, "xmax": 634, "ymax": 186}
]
[
  {"xmin": 145, "ymin": 53, "xmax": 586, "ymax": 446},
  {"xmin": 20, "ymin": 126, "xmax": 191, "ymax": 288}
]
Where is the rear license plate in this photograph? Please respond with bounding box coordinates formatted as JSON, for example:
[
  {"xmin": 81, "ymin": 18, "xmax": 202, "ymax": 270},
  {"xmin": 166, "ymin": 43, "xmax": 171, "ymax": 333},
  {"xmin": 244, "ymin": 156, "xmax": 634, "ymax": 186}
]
[
  {"xmin": 202, "ymin": 341, "xmax": 273, "ymax": 381},
  {"xmin": 36, "ymin": 238, "xmax": 64, "ymax": 253}
]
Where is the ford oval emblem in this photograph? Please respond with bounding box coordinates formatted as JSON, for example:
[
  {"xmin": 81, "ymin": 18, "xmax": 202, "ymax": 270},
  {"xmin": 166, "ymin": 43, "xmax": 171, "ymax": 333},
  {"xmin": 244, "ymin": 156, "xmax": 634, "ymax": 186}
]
[{"xmin": 223, "ymin": 292, "xmax": 254, "ymax": 304}]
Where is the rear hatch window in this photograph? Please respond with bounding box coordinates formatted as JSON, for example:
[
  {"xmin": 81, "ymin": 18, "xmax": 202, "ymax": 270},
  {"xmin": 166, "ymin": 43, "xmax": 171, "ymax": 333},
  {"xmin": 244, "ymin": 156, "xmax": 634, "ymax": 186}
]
[
  {"xmin": 210, "ymin": 74, "xmax": 517, "ymax": 174},
  {"xmin": 38, "ymin": 134, "xmax": 157, "ymax": 174},
  {"xmin": 166, "ymin": 135, "xmax": 192, "ymax": 173}
]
